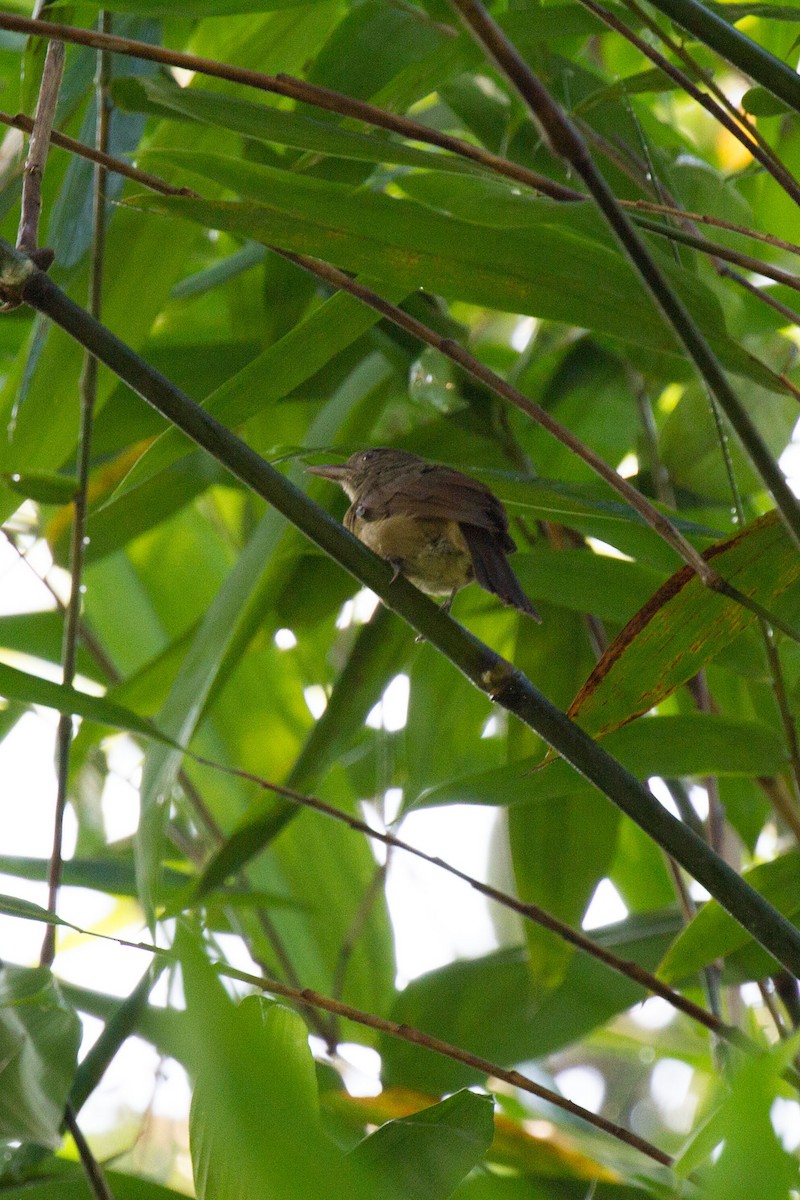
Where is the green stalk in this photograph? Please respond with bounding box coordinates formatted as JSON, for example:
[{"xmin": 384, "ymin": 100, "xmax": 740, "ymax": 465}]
[
  {"xmin": 448, "ymin": 0, "xmax": 800, "ymax": 547},
  {"xmin": 643, "ymin": 0, "xmax": 800, "ymax": 115}
]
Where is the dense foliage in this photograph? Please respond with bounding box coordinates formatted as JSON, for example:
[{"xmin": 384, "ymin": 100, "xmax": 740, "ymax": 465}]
[{"xmin": 2, "ymin": 0, "xmax": 800, "ymax": 1196}]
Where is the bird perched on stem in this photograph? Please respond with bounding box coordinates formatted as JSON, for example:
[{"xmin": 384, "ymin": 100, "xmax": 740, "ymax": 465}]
[{"xmin": 308, "ymin": 448, "xmax": 541, "ymax": 620}]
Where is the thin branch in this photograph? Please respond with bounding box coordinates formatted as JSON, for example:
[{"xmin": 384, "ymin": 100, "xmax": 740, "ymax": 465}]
[
  {"xmin": 622, "ymin": 200, "xmax": 800, "ymax": 261},
  {"xmin": 187, "ymin": 750, "xmax": 753, "ymax": 1050},
  {"xmin": 0, "ymin": 12, "xmax": 582, "ymax": 204},
  {"xmin": 577, "ymin": 0, "xmax": 800, "ymax": 208},
  {"xmin": 41, "ymin": 19, "xmax": 109, "ymax": 966},
  {"xmin": 226, "ymin": 963, "xmax": 674, "ymax": 1167},
  {"xmin": 720, "ymin": 267, "xmax": 800, "ymax": 331},
  {"xmin": 448, "ymin": 0, "xmax": 800, "ymax": 554},
  {"xmin": 17, "ymin": 38, "xmax": 64, "ymax": 259},
  {"xmin": 6, "ymin": 244, "xmax": 800, "ymax": 978},
  {"xmin": 65, "ymin": 923, "xmax": 673, "ymax": 1167},
  {"xmin": 632, "ymin": 215, "xmax": 800, "ymax": 297},
  {"xmin": 64, "ymin": 1105, "xmax": 116, "ymax": 1200}
]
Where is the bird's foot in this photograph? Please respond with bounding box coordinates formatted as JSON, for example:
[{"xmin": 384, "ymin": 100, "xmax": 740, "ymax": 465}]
[{"xmin": 440, "ymin": 589, "xmax": 457, "ymax": 616}]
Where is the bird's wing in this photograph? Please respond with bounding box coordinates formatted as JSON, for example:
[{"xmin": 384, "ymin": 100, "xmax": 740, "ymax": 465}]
[{"xmin": 358, "ymin": 466, "xmax": 516, "ymax": 548}]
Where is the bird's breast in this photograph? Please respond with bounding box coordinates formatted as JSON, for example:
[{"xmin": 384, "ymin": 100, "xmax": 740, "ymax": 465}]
[{"xmin": 346, "ymin": 512, "xmax": 473, "ymax": 595}]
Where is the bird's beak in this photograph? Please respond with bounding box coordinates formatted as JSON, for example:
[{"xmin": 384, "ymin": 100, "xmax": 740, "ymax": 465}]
[{"xmin": 306, "ymin": 463, "xmax": 350, "ymax": 482}]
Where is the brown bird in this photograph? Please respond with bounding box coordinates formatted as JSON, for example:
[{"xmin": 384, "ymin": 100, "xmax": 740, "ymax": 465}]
[{"xmin": 307, "ymin": 448, "xmax": 541, "ymax": 620}]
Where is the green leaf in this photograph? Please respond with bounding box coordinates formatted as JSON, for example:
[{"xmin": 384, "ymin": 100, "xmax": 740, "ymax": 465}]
[
  {"xmin": 126, "ymin": 158, "xmax": 775, "ymax": 382},
  {"xmin": 176, "ymin": 926, "xmax": 371, "ymax": 1200},
  {"xmin": 114, "ymin": 75, "xmax": 482, "ymax": 173},
  {"xmin": 0, "ymin": 855, "xmax": 297, "ymax": 914},
  {"xmin": 2, "ymin": 471, "xmax": 78, "ymax": 504},
  {"xmin": 382, "ymin": 910, "xmax": 682, "ymax": 1091},
  {"xmin": 0, "ymin": 611, "xmax": 103, "ymax": 682},
  {"xmin": 350, "ymin": 1091, "xmax": 495, "ymax": 1200},
  {"xmin": 114, "ymin": 278, "xmax": 411, "ymax": 499},
  {"xmin": 136, "ymin": 508, "xmax": 286, "ymax": 922},
  {"xmin": 566, "ymin": 512, "xmax": 800, "ymax": 739},
  {"xmin": 288, "ymin": 605, "xmax": 415, "ymax": 790},
  {"xmin": 0, "ymin": 1161, "xmax": 189, "ymax": 1198},
  {"xmin": 414, "ymin": 715, "xmax": 788, "ymax": 809},
  {"xmin": 659, "ymin": 850, "xmax": 800, "ymax": 982},
  {"xmin": 0, "ymin": 966, "xmax": 81, "ymax": 1148},
  {"xmin": 0, "ymin": 895, "xmax": 73, "ymax": 927},
  {"xmin": 741, "ymin": 85, "xmax": 789, "ymax": 116},
  {"xmin": 511, "ymin": 546, "xmax": 666, "ymax": 623},
  {"xmin": 675, "ymin": 1033, "xmax": 800, "ymax": 1195},
  {"xmin": 0, "ymin": 661, "xmax": 174, "ymax": 744},
  {"xmin": 79, "ymin": 453, "xmax": 225, "ymax": 565}
]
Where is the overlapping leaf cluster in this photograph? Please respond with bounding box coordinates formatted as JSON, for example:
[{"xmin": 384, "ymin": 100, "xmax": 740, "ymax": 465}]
[{"xmin": 1, "ymin": 0, "xmax": 800, "ymax": 1197}]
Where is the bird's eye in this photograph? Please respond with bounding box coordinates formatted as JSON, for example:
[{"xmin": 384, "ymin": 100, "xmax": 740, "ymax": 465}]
[{"xmin": 361, "ymin": 450, "xmax": 378, "ymax": 463}]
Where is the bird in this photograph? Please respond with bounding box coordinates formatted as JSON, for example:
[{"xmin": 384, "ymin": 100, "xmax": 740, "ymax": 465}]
[{"xmin": 307, "ymin": 448, "xmax": 541, "ymax": 620}]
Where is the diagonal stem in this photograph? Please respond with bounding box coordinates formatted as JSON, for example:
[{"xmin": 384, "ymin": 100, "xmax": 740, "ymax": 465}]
[
  {"xmin": 64, "ymin": 1106, "xmax": 116, "ymax": 1200},
  {"xmin": 6, "ymin": 109, "xmax": 800, "ymax": 628},
  {"xmin": 188, "ymin": 750, "xmax": 753, "ymax": 1051},
  {"xmin": 0, "ymin": 12, "xmax": 581, "ymax": 204},
  {"xmin": 17, "ymin": 38, "xmax": 63, "ymax": 258},
  {"xmin": 446, "ymin": 0, "xmax": 800, "ymax": 554},
  {"xmin": 578, "ymin": 0, "xmax": 800, "ymax": 207}
]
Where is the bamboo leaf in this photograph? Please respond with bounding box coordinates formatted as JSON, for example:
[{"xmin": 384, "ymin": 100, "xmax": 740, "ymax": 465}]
[
  {"xmin": 114, "ymin": 279, "xmax": 411, "ymax": 499},
  {"xmin": 414, "ymin": 715, "xmax": 789, "ymax": 809},
  {"xmin": 126, "ymin": 159, "xmax": 776, "ymax": 385},
  {"xmin": 350, "ymin": 1091, "xmax": 494, "ymax": 1200},
  {"xmin": 114, "ymin": 75, "xmax": 482, "ymax": 173},
  {"xmin": 0, "ymin": 966, "xmax": 81, "ymax": 1149},
  {"xmin": 659, "ymin": 851, "xmax": 800, "ymax": 982},
  {"xmin": 0, "ymin": 661, "xmax": 174, "ymax": 744},
  {"xmin": 566, "ymin": 512, "xmax": 800, "ymax": 739}
]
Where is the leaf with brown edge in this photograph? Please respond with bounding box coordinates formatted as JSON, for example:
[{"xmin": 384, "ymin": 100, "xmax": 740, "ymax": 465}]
[{"xmin": 565, "ymin": 512, "xmax": 800, "ymax": 740}]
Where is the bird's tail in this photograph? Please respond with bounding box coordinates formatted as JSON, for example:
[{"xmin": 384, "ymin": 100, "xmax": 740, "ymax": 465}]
[{"xmin": 460, "ymin": 526, "xmax": 542, "ymax": 621}]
